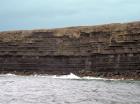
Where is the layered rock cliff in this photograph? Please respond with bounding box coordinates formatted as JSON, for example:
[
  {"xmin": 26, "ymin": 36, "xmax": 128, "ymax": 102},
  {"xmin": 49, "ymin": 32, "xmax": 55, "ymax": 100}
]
[{"xmin": 0, "ymin": 22, "xmax": 140, "ymax": 79}]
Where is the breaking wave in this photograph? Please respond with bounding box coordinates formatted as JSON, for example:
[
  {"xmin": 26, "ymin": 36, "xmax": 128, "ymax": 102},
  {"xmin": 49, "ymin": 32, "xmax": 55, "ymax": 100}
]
[
  {"xmin": 0, "ymin": 73, "xmax": 132, "ymax": 81},
  {"xmin": 52, "ymin": 73, "xmax": 124, "ymax": 81}
]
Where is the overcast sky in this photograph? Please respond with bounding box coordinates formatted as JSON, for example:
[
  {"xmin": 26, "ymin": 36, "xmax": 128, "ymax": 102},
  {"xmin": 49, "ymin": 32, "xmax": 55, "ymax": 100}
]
[{"xmin": 0, "ymin": 0, "xmax": 140, "ymax": 31}]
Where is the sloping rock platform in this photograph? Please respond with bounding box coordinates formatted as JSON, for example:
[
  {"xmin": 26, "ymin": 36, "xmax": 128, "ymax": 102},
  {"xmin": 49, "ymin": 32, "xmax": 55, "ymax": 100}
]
[{"xmin": 0, "ymin": 22, "xmax": 140, "ymax": 79}]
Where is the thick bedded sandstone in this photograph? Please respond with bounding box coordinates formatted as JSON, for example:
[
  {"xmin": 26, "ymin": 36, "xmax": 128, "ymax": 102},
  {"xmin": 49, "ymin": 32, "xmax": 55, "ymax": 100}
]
[{"xmin": 0, "ymin": 22, "xmax": 140, "ymax": 79}]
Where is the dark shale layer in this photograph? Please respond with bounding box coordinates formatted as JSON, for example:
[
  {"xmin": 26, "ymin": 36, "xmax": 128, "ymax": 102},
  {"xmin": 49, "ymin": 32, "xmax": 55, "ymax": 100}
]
[{"xmin": 0, "ymin": 22, "xmax": 140, "ymax": 79}]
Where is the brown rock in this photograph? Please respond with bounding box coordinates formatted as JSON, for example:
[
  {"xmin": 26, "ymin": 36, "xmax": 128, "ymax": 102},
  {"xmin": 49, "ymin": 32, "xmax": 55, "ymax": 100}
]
[{"xmin": 0, "ymin": 21, "xmax": 140, "ymax": 79}]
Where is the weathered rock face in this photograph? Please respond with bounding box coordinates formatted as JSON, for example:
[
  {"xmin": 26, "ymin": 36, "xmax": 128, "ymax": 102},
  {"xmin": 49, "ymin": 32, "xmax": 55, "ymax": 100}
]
[{"xmin": 0, "ymin": 22, "xmax": 140, "ymax": 79}]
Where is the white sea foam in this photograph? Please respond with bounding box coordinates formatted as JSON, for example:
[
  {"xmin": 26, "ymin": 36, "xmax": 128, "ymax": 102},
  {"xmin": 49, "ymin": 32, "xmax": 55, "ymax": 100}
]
[
  {"xmin": 52, "ymin": 73, "xmax": 127, "ymax": 81},
  {"xmin": 52, "ymin": 73, "xmax": 80, "ymax": 79},
  {"xmin": 0, "ymin": 73, "xmax": 17, "ymax": 77},
  {"xmin": 52, "ymin": 73, "xmax": 109, "ymax": 80},
  {"xmin": 82, "ymin": 76, "xmax": 106, "ymax": 80},
  {"xmin": 6, "ymin": 73, "xmax": 16, "ymax": 76},
  {"xmin": 0, "ymin": 73, "xmax": 131, "ymax": 81}
]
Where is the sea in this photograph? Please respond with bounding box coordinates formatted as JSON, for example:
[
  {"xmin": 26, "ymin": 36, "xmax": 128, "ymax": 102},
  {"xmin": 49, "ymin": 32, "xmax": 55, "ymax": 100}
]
[{"xmin": 0, "ymin": 73, "xmax": 139, "ymax": 104}]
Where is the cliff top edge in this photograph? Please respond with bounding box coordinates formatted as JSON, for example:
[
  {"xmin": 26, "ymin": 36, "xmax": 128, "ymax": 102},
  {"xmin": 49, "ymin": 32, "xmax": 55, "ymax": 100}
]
[{"xmin": 0, "ymin": 21, "xmax": 140, "ymax": 33}]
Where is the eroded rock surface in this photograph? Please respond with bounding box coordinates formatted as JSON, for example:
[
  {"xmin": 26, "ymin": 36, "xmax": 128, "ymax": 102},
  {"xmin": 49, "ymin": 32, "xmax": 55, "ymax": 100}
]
[{"xmin": 0, "ymin": 22, "xmax": 140, "ymax": 79}]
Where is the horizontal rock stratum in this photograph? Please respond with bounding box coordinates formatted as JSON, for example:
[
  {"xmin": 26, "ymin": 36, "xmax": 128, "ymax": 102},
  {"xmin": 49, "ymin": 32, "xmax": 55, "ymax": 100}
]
[{"xmin": 0, "ymin": 22, "xmax": 140, "ymax": 79}]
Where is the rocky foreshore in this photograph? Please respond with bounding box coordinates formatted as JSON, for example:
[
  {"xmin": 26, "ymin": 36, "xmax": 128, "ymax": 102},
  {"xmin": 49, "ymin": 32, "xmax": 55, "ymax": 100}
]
[{"xmin": 0, "ymin": 21, "xmax": 140, "ymax": 79}]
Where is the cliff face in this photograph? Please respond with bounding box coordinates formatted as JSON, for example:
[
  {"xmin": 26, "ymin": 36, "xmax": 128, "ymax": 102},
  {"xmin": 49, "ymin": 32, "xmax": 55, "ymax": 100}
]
[{"xmin": 0, "ymin": 22, "xmax": 140, "ymax": 79}]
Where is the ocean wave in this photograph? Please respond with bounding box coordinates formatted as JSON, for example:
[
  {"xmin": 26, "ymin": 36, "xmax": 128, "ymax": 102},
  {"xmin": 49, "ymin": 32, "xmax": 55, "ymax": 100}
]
[
  {"xmin": 52, "ymin": 73, "xmax": 121, "ymax": 81},
  {"xmin": 0, "ymin": 73, "xmax": 133, "ymax": 81},
  {"xmin": 0, "ymin": 73, "xmax": 17, "ymax": 77},
  {"xmin": 52, "ymin": 73, "xmax": 134, "ymax": 81},
  {"xmin": 52, "ymin": 73, "xmax": 80, "ymax": 79}
]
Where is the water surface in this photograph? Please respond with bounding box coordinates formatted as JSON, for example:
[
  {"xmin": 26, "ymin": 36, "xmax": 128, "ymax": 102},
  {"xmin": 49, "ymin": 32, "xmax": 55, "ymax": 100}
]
[{"xmin": 0, "ymin": 74, "xmax": 139, "ymax": 104}]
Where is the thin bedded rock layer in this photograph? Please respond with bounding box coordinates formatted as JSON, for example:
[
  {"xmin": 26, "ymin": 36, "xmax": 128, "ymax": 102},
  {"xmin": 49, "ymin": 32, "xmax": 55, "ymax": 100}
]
[{"xmin": 0, "ymin": 22, "xmax": 140, "ymax": 79}]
